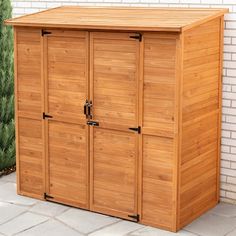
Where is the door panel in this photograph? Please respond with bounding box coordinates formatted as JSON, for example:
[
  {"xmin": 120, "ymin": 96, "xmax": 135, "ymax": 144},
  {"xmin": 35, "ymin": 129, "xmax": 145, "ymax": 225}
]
[
  {"xmin": 45, "ymin": 30, "xmax": 89, "ymax": 208},
  {"xmin": 91, "ymin": 32, "xmax": 139, "ymax": 129},
  {"xmin": 91, "ymin": 128, "xmax": 137, "ymax": 217},
  {"xmin": 47, "ymin": 31, "xmax": 88, "ymax": 124},
  {"xmin": 48, "ymin": 121, "xmax": 88, "ymax": 208},
  {"xmin": 90, "ymin": 32, "xmax": 139, "ymax": 220}
]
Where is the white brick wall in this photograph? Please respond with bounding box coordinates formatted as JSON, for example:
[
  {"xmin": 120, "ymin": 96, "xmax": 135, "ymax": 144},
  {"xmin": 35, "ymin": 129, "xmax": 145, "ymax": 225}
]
[{"xmin": 11, "ymin": 0, "xmax": 236, "ymax": 204}]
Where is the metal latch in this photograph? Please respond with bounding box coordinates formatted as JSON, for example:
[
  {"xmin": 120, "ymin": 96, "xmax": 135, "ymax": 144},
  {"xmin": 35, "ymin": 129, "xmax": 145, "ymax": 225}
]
[
  {"xmin": 84, "ymin": 100, "xmax": 92, "ymax": 119},
  {"xmin": 87, "ymin": 121, "xmax": 99, "ymax": 126}
]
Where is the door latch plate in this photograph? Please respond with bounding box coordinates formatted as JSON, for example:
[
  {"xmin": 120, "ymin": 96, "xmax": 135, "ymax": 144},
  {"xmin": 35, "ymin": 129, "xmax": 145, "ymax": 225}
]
[{"xmin": 87, "ymin": 121, "xmax": 99, "ymax": 126}]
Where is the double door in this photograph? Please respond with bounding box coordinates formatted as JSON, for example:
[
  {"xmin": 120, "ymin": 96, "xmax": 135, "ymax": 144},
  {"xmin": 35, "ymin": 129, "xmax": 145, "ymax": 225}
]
[{"xmin": 44, "ymin": 30, "xmax": 140, "ymax": 220}]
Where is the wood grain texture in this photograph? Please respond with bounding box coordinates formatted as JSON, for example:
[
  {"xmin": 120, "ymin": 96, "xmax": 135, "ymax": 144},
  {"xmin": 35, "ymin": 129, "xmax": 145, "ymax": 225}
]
[
  {"xmin": 44, "ymin": 30, "xmax": 90, "ymax": 208},
  {"xmin": 18, "ymin": 118, "xmax": 44, "ymax": 197},
  {"xmin": 90, "ymin": 32, "xmax": 139, "ymax": 129},
  {"xmin": 15, "ymin": 28, "xmax": 44, "ymax": 199},
  {"xmin": 47, "ymin": 121, "xmax": 88, "ymax": 208},
  {"xmin": 178, "ymin": 17, "xmax": 222, "ymax": 229},
  {"xmin": 16, "ymin": 28, "xmax": 42, "ymax": 119},
  {"xmin": 90, "ymin": 128, "xmax": 138, "ymax": 220},
  {"xmin": 89, "ymin": 32, "xmax": 139, "ymax": 220},
  {"xmin": 140, "ymin": 33, "xmax": 179, "ymax": 231},
  {"xmin": 141, "ymin": 135, "xmax": 175, "ymax": 231},
  {"xmin": 142, "ymin": 33, "xmax": 177, "ymax": 138},
  {"xmin": 5, "ymin": 7, "xmax": 228, "ymax": 32},
  {"xmin": 46, "ymin": 30, "xmax": 88, "ymax": 124}
]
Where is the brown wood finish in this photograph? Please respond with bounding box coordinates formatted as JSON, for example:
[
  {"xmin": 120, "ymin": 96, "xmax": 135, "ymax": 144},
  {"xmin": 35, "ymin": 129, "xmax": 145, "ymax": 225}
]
[
  {"xmin": 5, "ymin": 6, "xmax": 228, "ymax": 32},
  {"xmin": 178, "ymin": 18, "xmax": 222, "ymax": 229},
  {"xmin": 89, "ymin": 32, "xmax": 139, "ymax": 220},
  {"xmin": 18, "ymin": 118, "xmax": 44, "ymax": 197},
  {"xmin": 47, "ymin": 121, "xmax": 88, "ymax": 208},
  {"xmin": 44, "ymin": 30, "xmax": 89, "ymax": 208},
  {"xmin": 9, "ymin": 7, "xmax": 227, "ymax": 233},
  {"xmin": 16, "ymin": 28, "xmax": 42, "ymax": 119},
  {"xmin": 15, "ymin": 28, "xmax": 44, "ymax": 199},
  {"xmin": 140, "ymin": 33, "xmax": 178, "ymax": 231}
]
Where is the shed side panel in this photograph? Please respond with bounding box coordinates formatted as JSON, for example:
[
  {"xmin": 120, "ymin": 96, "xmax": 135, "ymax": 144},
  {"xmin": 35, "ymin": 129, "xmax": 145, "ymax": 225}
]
[{"xmin": 179, "ymin": 17, "xmax": 222, "ymax": 228}]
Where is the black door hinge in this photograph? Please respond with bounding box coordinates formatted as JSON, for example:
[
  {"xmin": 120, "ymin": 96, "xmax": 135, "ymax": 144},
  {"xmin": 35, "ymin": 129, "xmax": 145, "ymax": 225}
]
[
  {"xmin": 43, "ymin": 112, "xmax": 53, "ymax": 119},
  {"xmin": 42, "ymin": 30, "xmax": 52, "ymax": 36},
  {"xmin": 129, "ymin": 126, "xmax": 141, "ymax": 133},
  {"xmin": 130, "ymin": 33, "xmax": 142, "ymax": 42},
  {"xmin": 128, "ymin": 214, "xmax": 140, "ymax": 222},
  {"xmin": 44, "ymin": 193, "xmax": 54, "ymax": 200},
  {"xmin": 87, "ymin": 121, "xmax": 99, "ymax": 126}
]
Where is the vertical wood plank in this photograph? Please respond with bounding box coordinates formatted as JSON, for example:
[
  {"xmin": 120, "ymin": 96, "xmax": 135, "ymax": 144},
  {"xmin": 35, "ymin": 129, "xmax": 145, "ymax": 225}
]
[
  {"xmin": 41, "ymin": 28, "xmax": 46, "ymax": 197},
  {"xmin": 14, "ymin": 27, "xmax": 20, "ymax": 194},
  {"xmin": 43, "ymin": 34, "xmax": 49, "ymax": 195},
  {"xmin": 176, "ymin": 33, "xmax": 184, "ymax": 231},
  {"xmin": 138, "ymin": 33, "xmax": 144, "ymax": 221},
  {"xmin": 89, "ymin": 32, "xmax": 94, "ymax": 210}
]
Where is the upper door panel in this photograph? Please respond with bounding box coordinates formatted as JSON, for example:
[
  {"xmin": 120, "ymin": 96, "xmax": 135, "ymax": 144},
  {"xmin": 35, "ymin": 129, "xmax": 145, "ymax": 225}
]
[
  {"xmin": 90, "ymin": 32, "xmax": 139, "ymax": 130},
  {"xmin": 45, "ymin": 30, "xmax": 88, "ymax": 124}
]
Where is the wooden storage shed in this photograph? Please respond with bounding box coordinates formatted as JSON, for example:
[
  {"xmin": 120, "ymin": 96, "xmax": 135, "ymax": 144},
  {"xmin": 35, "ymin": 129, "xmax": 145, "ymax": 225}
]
[{"xmin": 5, "ymin": 6, "xmax": 228, "ymax": 232}]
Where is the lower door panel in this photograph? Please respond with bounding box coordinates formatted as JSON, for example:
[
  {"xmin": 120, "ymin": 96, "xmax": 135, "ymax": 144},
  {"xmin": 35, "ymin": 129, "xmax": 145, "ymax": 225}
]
[
  {"xmin": 47, "ymin": 121, "xmax": 89, "ymax": 208},
  {"xmin": 90, "ymin": 127, "xmax": 138, "ymax": 220}
]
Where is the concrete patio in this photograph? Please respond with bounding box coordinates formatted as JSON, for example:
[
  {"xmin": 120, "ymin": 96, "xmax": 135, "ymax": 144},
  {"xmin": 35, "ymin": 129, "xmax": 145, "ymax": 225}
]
[{"xmin": 0, "ymin": 173, "xmax": 236, "ymax": 236}]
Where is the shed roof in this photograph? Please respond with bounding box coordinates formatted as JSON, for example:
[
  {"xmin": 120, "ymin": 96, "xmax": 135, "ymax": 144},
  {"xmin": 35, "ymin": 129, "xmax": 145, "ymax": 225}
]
[{"xmin": 5, "ymin": 6, "xmax": 228, "ymax": 32}]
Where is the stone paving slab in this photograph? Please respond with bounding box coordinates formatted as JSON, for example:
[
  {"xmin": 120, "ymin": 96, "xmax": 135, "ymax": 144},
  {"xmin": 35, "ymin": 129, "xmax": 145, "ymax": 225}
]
[
  {"xmin": 56, "ymin": 208, "xmax": 120, "ymax": 234},
  {"xmin": 0, "ymin": 180, "xmax": 6, "ymax": 186},
  {"xmin": 16, "ymin": 219, "xmax": 83, "ymax": 236},
  {"xmin": 184, "ymin": 212, "xmax": 236, "ymax": 236},
  {"xmin": 226, "ymin": 228, "xmax": 236, "ymax": 236},
  {"xmin": 208, "ymin": 202, "xmax": 236, "ymax": 217},
  {"xmin": 129, "ymin": 226, "xmax": 198, "ymax": 236},
  {"xmin": 0, "ymin": 202, "xmax": 28, "ymax": 225},
  {"xmin": 0, "ymin": 172, "xmax": 236, "ymax": 236},
  {"xmin": 89, "ymin": 220, "xmax": 144, "ymax": 236},
  {"xmin": 0, "ymin": 212, "xmax": 49, "ymax": 236},
  {"xmin": 1, "ymin": 173, "xmax": 16, "ymax": 183},
  {"xmin": 29, "ymin": 201, "xmax": 69, "ymax": 217},
  {"xmin": 0, "ymin": 182, "xmax": 38, "ymax": 206}
]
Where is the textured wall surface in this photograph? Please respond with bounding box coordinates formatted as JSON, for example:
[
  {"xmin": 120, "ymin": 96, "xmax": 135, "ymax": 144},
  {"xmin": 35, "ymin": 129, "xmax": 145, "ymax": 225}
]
[{"xmin": 11, "ymin": 0, "xmax": 236, "ymax": 204}]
